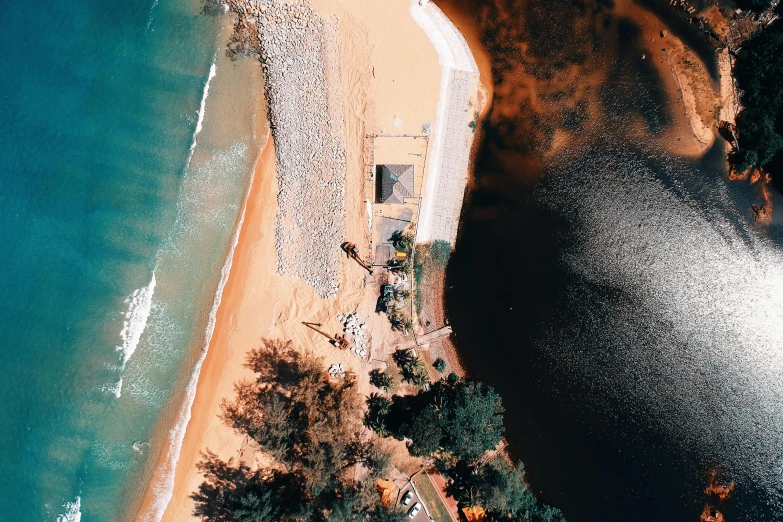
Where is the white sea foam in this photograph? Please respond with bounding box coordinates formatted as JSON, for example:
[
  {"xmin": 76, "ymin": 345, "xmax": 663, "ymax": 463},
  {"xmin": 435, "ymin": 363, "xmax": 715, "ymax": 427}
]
[
  {"xmin": 186, "ymin": 60, "xmax": 218, "ymax": 165},
  {"xmin": 140, "ymin": 161, "xmax": 255, "ymax": 522},
  {"xmin": 100, "ymin": 378, "xmax": 123, "ymax": 399},
  {"xmin": 116, "ymin": 273, "xmax": 156, "ymax": 371},
  {"xmin": 145, "ymin": 0, "xmax": 160, "ymax": 31},
  {"xmin": 56, "ymin": 496, "xmax": 81, "ymax": 522}
]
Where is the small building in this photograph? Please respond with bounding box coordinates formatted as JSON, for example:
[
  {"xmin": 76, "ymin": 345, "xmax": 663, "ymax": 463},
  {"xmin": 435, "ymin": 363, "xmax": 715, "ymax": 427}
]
[
  {"xmin": 376, "ymin": 164, "xmax": 415, "ymax": 205},
  {"xmin": 375, "ymin": 479, "xmax": 397, "ymax": 507},
  {"xmin": 462, "ymin": 506, "xmax": 487, "ymax": 521}
]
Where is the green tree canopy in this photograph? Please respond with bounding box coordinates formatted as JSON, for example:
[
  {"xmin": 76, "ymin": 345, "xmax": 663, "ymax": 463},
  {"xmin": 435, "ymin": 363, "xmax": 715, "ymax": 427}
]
[
  {"xmin": 439, "ymin": 380, "xmax": 505, "ymax": 460},
  {"xmin": 731, "ymin": 21, "xmax": 783, "ymax": 178},
  {"xmin": 400, "ymin": 404, "xmax": 444, "ymax": 456},
  {"xmin": 369, "ymin": 378, "xmax": 504, "ymax": 461},
  {"xmin": 194, "ymin": 340, "xmax": 403, "ymax": 522}
]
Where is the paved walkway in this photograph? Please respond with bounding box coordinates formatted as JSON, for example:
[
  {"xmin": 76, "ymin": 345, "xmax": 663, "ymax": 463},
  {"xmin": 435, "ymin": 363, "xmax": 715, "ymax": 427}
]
[
  {"xmin": 410, "ymin": 1, "xmax": 479, "ymax": 246},
  {"xmin": 427, "ymin": 471, "xmax": 460, "ymax": 522},
  {"xmin": 396, "ymin": 325, "xmax": 452, "ymax": 350}
]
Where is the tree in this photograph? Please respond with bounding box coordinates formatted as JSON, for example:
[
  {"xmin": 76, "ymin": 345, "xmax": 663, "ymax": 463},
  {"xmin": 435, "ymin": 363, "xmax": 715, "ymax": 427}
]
[
  {"xmin": 410, "ymin": 366, "xmax": 430, "ymax": 387},
  {"xmin": 390, "ymin": 230, "xmax": 415, "ymax": 253},
  {"xmin": 730, "ymin": 22, "xmax": 783, "ymax": 180},
  {"xmin": 440, "ymin": 381, "xmax": 505, "ymax": 460},
  {"xmin": 393, "ymin": 349, "xmax": 429, "ymax": 386},
  {"xmin": 400, "ymin": 404, "xmax": 444, "ymax": 456},
  {"xmin": 387, "ymin": 306, "xmax": 413, "ymax": 333},
  {"xmin": 369, "ymin": 369, "xmax": 395, "ymax": 391},
  {"xmin": 443, "ymin": 457, "xmax": 565, "ymax": 522},
  {"xmin": 212, "ymin": 340, "xmax": 367, "ymax": 506},
  {"xmin": 191, "ymin": 452, "xmax": 306, "ymax": 522},
  {"xmin": 365, "ymin": 393, "xmax": 392, "ymax": 436},
  {"xmin": 433, "ymin": 358, "xmax": 447, "ymax": 373},
  {"xmin": 366, "ymin": 506, "xmax": 408, "ymax": 522},
  {"xmin": 194, "ymin": 340, "xmax": 410, "ymax": 521},
  {"xmin": 482, "ymin": 459, "xmax": 531, "ymax": 516}
]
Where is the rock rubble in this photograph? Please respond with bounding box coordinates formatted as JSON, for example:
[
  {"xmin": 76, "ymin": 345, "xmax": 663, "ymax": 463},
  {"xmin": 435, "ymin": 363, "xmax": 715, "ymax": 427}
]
[
  {"xmin": 337, "ymin": 312, "xmax": 368, "ymax": 358},
  {"xmin": 223, "ymin": 0, "xmax": 347, "ymax": 297}
]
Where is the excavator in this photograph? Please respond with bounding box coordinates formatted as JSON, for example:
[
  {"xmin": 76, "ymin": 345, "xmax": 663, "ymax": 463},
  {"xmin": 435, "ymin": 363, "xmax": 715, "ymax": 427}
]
[
  {"xmin": 302, "ymin": 321, "xmax": 350, "ymax": 350},
  {"xmin": 341, "ymin": 242, "xmax": 373, "ymax": 274}
]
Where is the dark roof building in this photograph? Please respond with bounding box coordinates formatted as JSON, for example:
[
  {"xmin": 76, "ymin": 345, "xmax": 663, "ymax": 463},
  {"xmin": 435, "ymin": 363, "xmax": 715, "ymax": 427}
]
[{"xmin": 376, "ymin": 164, "xmax": 414, "ymax": 205}]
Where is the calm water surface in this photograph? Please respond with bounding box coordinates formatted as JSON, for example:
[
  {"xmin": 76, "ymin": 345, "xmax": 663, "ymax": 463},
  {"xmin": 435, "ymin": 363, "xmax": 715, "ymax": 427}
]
[{"xmin": 443, "ymin": 0, "xmax": 783, "ymax": 520}]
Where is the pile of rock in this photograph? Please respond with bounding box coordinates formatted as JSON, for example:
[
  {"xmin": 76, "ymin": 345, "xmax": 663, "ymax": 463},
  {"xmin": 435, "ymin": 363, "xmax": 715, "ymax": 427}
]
[
  {"xmin": 338, "ymin": 312, "xmax": 368, "ymax": 358},
  {"xmin": 328, "ymin": 363, "xmax": 346, "ymax": 380},
  {"xmin": 223, "ymin": 0, "xmax": 347, "ymax": 298}
]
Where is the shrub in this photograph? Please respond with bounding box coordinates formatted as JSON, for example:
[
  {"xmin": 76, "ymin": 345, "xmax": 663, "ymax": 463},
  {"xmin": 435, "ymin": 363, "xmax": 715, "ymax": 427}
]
[
  {"xmin": 369, "ymin": 369, "xmax": 395, "ymax": 391},
  {"xmin": 433, "ymin": 358, "xmax": 447, "ymax": 373}
]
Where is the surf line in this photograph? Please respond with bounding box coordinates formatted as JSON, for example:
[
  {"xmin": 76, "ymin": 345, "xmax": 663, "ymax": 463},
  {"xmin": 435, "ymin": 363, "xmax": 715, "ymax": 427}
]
[
  {"xmin": 186, "ymin": 56, "xmax": 218, "ymax": 168},
  {"xmin": 139, "ymin": 133, "xmax": 264, "ymax": 522},
  {"xmin": 56, "ymin": 496, "xmax": 81, "ymax": 522}
]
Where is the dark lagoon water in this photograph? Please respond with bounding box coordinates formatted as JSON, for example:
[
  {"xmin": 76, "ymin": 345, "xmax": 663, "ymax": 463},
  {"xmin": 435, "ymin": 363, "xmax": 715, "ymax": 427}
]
[{"xmin": 443, "ymin": 0, "xmax": 783, "ymax": 520}]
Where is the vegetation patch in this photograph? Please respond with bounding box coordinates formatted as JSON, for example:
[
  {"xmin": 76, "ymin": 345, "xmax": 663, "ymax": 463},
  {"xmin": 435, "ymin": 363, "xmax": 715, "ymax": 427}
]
[
  {"xmin": 365, "ymin": 374, "xmax": 564, "ymax": 521},
  {"xmin": 192, "ymin": 339, "xmax": 405, "ymax": 521},
  {"xmin": 730, "ymin": 19, "xmax": 783, "ymax": 191},
  {"xmin": 412, "ymin": 240, "xmax": 452, "ymax": 327}
]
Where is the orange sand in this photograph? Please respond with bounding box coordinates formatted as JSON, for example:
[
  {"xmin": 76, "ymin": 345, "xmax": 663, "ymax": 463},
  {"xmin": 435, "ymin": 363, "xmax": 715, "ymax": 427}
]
[{"xmin": 134, "ymin": 1, "xmax": 472, "ymax": 520}]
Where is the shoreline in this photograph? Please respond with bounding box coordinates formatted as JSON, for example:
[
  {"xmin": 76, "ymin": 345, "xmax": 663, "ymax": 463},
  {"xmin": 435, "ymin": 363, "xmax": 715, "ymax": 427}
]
[
  {"xmin": 139, "ymin": 130, "xmax": 275, "ymax": 522},
  {"xmin": 135, "ymin": 1, "xmax": 485, "ymax": 520},
  {"xmin": 135, "ymin": 91, "xmax": 273, "ymax": 522}
]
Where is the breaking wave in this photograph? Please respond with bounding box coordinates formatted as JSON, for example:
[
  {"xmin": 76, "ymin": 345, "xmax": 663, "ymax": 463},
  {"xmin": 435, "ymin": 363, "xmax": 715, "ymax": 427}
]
[
  {"xmin": 187, "ymin": 60, "xmax": 217, "ymax": 165},
  {"xmin": 139, "ymin": 154, "xmax": 255, "ymax": 522},
  {"xmin": 116, "ymin": 272, "xmax": 156, "ymax": 371},
  {"xmin": 55, "ymin": 496, "xmax": 81, "ymax": 522},
  {"xmin": 100, "ymin": 378, "xmax": 123, "ymax": 399}
]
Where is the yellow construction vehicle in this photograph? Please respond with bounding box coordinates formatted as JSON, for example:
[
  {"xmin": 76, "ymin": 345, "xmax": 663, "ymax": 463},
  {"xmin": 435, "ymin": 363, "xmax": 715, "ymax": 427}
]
[
  {"xmin": 302, "ymin": 322, "xmax": 350, "ymax": 350},
  {"xmin": 341, "ymin": 242, "xmax": 373, "ymax": 274}
]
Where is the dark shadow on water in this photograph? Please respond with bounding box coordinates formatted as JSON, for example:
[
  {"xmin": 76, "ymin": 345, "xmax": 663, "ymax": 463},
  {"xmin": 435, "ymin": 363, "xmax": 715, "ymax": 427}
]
[
  {"xmin": 446, "ymin": 151, "xmax": 699, "ymax": 521},
  {"xmin": 439, "ymin": 0, "xmax": 781, "ymax": 519},
  {"xmin": 602, "ymin": 17, "xmax": 671, "ymax": 134},
  {"xmin": 446, "ymin": 140, "xmax": 779, "ymax": 521}
]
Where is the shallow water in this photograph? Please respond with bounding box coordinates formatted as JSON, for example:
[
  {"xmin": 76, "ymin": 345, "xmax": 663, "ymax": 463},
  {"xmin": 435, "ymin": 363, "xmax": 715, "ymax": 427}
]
[
  {"xmin": 443, "ymin": 0, "xmax": 783, "ymax": 520},
  {"xmin": 0, "ymin": 1, "xmax": 263, "ymax": 520}
]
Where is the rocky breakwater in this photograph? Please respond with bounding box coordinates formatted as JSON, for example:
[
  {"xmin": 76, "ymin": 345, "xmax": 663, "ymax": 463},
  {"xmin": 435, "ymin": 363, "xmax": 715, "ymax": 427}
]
[{"xmin": 224, "ymin": 0, "xmax": 347, "ymax": 297}]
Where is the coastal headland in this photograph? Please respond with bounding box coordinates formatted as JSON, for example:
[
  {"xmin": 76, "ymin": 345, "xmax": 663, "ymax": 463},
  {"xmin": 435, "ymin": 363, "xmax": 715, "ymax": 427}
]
[
  {"xmin": 133, "ymin": 0, "xmax": 776, "ymax": 520},
  {"xmin": 135, "ymin": 1, "xmax": 486, "ymax": 520}
]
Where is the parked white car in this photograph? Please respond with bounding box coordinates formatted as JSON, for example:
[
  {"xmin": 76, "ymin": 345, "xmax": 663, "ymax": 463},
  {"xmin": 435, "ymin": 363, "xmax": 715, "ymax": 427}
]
[
  {"xmin": 407, "ymin": 502, "xmax": 422, "ymax": 518},
  {"xmin": 401, "ymin": 490, "xmax": 414, "ymax": 506}
]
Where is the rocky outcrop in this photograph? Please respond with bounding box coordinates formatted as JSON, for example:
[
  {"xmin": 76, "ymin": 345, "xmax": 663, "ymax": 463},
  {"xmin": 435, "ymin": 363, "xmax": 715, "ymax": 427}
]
[{"xmin": 751, "ymin": 203, "xmax": 771, "ymax": 223}]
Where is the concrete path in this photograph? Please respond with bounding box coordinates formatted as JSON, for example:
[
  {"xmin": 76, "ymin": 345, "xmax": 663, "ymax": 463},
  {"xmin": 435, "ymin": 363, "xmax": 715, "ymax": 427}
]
[
  {"xmin": 396, "ymin": 325, "xmax": 452, "ymax": 350},
  {"xmin": 410, "ymin": 0, "xmax": 479, "ymax": 246}
]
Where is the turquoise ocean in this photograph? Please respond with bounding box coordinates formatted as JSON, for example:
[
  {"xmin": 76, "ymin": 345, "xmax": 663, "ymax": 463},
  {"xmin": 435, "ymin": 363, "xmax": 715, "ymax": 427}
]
[{"xmin": 0, "ymin": 1, "xmax": 264, "ymax": 520}]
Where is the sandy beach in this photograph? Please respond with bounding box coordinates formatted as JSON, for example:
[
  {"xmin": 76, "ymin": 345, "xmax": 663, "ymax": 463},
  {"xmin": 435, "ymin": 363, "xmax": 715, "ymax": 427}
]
[{"xmin": 136, "ymin": 1, "xmax": 484, "ymax": 520}]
